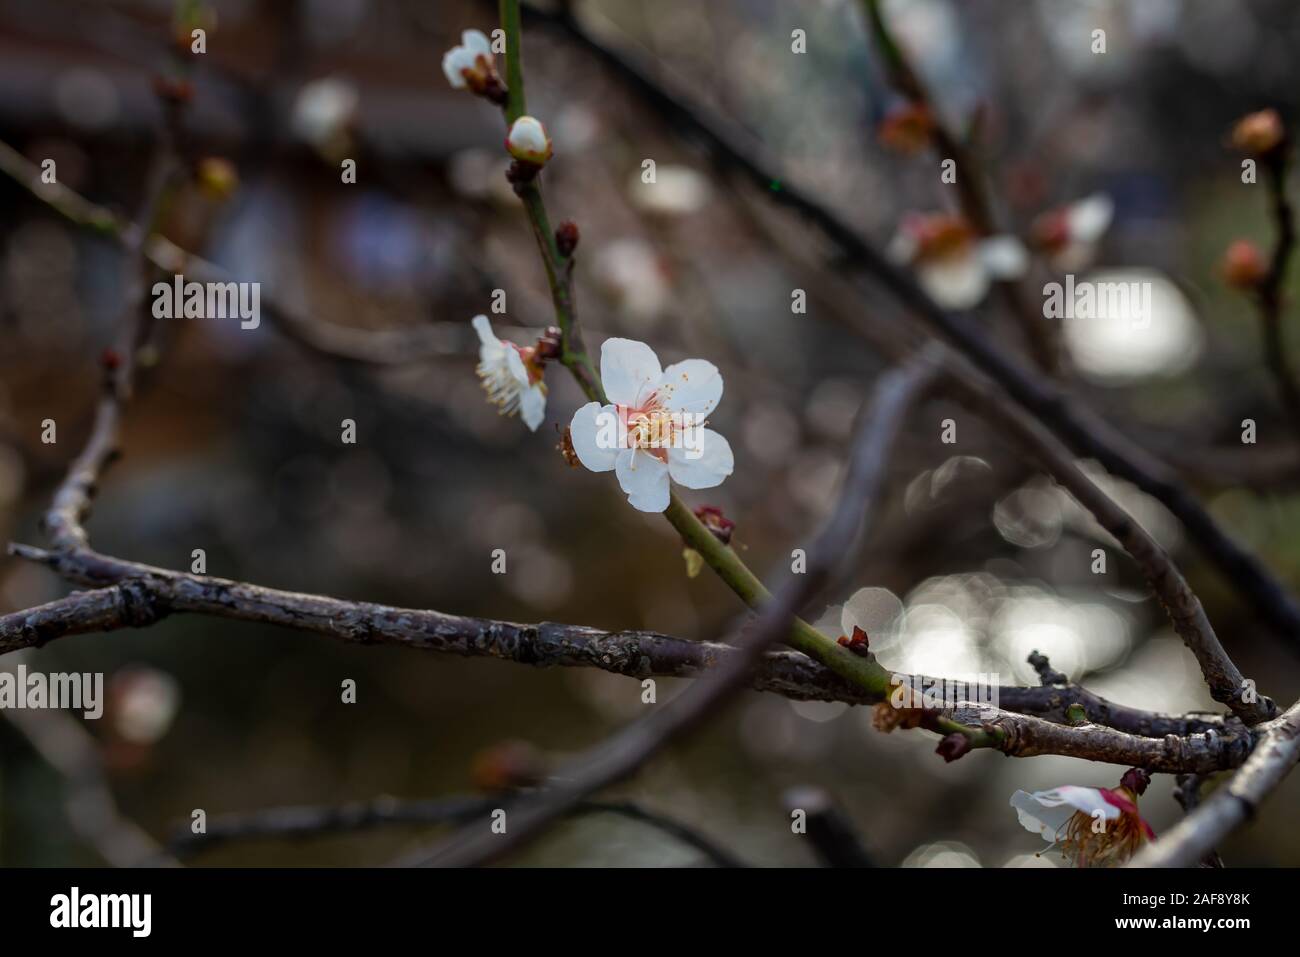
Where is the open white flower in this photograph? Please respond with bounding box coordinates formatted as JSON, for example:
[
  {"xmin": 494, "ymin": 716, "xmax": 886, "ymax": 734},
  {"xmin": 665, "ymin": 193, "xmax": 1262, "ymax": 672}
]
[
  {"xmin": 442, "ymin": 29, "xmax": 499, "ymax": 95},
  {"xmin": 569, "ymin": 338, "xmax": 733, "ymax": 513},
  {"xmin": 506, "ymin": 116, "xmax": 553, "ymax": 166},
  {"xmin": 1033, "ymin": 193, "xmax": 1113, "ymax": 272},
  {"xmin": 1011, "ymin": 769, "xmax": 1154, "ymax": 867},
  {"xmin": 888, "ymin": 212, "xmax": 1027, "ymax": 309},
  {"xmin": 473, "ymin": 315, "xmax": 546, "ymax": 431}
]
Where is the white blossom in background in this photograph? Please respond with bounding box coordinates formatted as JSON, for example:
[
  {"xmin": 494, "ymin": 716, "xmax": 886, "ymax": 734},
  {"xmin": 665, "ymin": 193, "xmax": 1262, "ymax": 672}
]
[
  {"xmin": 593, "ymin": 239, "xmax": 672, "ymax": 329},
  {"xmin": 505, "ymin": 116, "xmax": 553, "ymax": 166},
  {"xmin": 888, "ymin": 212, "xmax": 1027, "ymax": 309},
  {"xmin": 1032, "ymin": 193, "xmax": 1114, "ymax": 272},
  {"xmin": 291, "ymin": 77, "xmax": 359, "ymax": 152},
  {"xmin": 473, "ymin": 315, "xmax": 546, "ymax": 431},
  {"xmin": 628, "ymin": 165, "xmax": 711, "ymax": 217},
  {"xmin": 108, "ymin": 667, "xmax": 181, "ymax": 745},
  {"xmin": 569, "ymin": 338, "xmax": 733, "ymax": 513}
]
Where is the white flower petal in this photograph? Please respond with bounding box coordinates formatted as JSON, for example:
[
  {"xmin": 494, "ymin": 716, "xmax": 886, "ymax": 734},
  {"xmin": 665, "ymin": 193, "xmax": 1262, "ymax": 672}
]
[
  {"xmin": 462, "ymin": 29, "xmax": 492, "ymax": 58},
  {"xmin": 1011, "ymin": 790, "xmax": 1076, "ymax": 842},
  {"xmin": 601, "ymin": 338, "xmax": 662, "ymax": 408},
  {"xmin": 887, "ymin": 228, "xmax": 918, "ymax": 265},
  {"xmin": 569, "ymin": 402, "xmax": 619, "ymax": 472},
  {"xmin": 667, "ymin": 428, "xmax": 733, "ymax": 490},
  {"xmin": 520, "ymin": 385, "xmax": 546, "ymax": 432},
  {"xmin": 659, "ymin": 358, "xmax": 723, "ymax": 417},
  {"xmin": 1066, "ymin": 194, "xmax": 1114, "ymax": 244},
  {"xmin": 1032, "ymin": 785, "xmax": 1122, "ymax": 821},
  {"xmin": 616, "ymin": 448, "xmax": 671, "ymax": 512},
  {"xmin": 978, "ymin": 236, "xmax": 1029, "ymax": 279},
  {"xmin": 919, "ymin": 256, "xmax": 990, "ymax": 309},
  {"xmin": 443, "ymin": 49, "xmax": 470, "ymax": 88},
  {"xmin": 471, "ymin": 314, "xmax": 503, "ymax": 354},
  {"xmin": 505, "ymin": 346, "xmax": 531, "ymax": 387},
  {"xmin": 1012, "ymin": 785, "xmax": 1122, "ymax": 847}
]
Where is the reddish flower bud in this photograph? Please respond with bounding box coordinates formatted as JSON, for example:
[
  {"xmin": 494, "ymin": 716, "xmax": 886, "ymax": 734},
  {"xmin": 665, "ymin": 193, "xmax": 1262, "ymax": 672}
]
[
  {"xmin": 1231, "ymin": 109, "xmax": 1285, "ymax": 155},
  {"xmin": 837, "ymin": 625, "xmax": 871, "ymax": 657},
  {"xmin": 878, "ymin": 102, "xmax": 934, "ymax": 154},
  {"xmin": 535, "ymin": 326, "xmax": 563, "ymax": 362},
  {"xmin": 555, "ymin": 220, "xmax": 580, "ymax": 258},
  {"xmin": 936, "ymin": 732, "xmax": 973, "ymax": 763},
  {"xmin": 1120, "ymin": 767, "xmax": 1151, "ymax": 796},
  {"xmin": 152, "ymin": 75, "xmax": 194, "ymax": 105},
  {"xmin": 1221, "ymin": 239, "xmax": 1268, "ymax": 289},
  {"xmin": 693, "ymin": 505, "xmax": 735, "ymax": 545},
  {"xmin": 470, "ymin": 739, "xmax": 544, "ymax": 793},
  {"xmin": 100, "ymin": 347, "xmax": 123, "ymax": 371}
]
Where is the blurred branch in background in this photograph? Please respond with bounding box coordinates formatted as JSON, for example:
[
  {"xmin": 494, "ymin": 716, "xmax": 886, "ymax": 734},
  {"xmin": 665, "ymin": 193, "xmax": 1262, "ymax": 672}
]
[{"xmin": 169, "ymin": 793, "xmax": 746, "ymax": 868}]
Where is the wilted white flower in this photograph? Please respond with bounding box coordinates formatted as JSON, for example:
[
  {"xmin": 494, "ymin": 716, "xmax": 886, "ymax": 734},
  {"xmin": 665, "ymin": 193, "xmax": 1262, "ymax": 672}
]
[
  {"xmin": 1011, "ymin": 768, "xmax": 1154, "ymax": 868},
  {"xmin": 473, "ymin": 315, "xmax": 546, "ymax": 431},
  {"xmin": 569, "ymin": 338, "xmax": 733, "ymax": 513}
]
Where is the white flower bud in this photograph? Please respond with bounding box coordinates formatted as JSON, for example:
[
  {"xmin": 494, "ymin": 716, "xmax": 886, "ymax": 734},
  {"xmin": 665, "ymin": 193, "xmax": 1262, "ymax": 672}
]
[{"xmin": 506, "ymin": 116, "xmax": 553, "ymax": 166}]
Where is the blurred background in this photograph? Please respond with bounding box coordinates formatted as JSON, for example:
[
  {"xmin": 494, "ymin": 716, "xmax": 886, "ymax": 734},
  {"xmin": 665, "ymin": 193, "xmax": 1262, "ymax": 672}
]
[{"xmin": 2, "ymin": 0, "xmax": 1300, "ymax": 866}]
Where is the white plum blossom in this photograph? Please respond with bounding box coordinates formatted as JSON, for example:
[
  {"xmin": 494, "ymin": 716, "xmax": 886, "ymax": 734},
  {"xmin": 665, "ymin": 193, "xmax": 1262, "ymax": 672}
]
[
  {"xmin": 473, "ymin": 315, "xmax": 546, "ymax": 431},
  {"xmin": 506, "ymin": 116, "xmax": 553, "ymax": 167},
  {"xmin": 291, "ymin": 77, "xmax": 358, "ymax": 152},
  {"xmin": 1032, "ymin": 193, "xmax": 1114, "ymax": 272},
  {"xmin": 1011, "ymin": 768, "xmax": 1155, "ymax": 867},
  {"xmin": 888, "ymin": 212, "xmax": 1028, "ymax": 309},
  {"xmin": 569, "ymin": 338, "xmax": 733, "ymax": 513},
  {"xmin": 442, "ymin": 29, "xmax": 499, "ymax": 95}
]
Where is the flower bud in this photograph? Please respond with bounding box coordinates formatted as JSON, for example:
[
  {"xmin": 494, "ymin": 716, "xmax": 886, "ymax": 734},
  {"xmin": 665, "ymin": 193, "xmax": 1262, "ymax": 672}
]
[
  {"xmin": 935, "ymin": 732, "xmax": 973, "ymax": 763},
  {"xmin": 1119, "ymin": 767, "xmax": 1151, "ymax": 796},
  {"xmin": 555, "ymin": 220, "xmax": 580, "ymax": 257},
  {"xmin": 442, "ymin": 29, "xmax": 505, "ymax": 104},
  {"xmin": 1222, "ymin": 239, "xmax": 1268, "ymax": 289},
  {"xmin": 837, "ymin": 625, "xmax": 871, "ymax": 658},
  {"xmin": 693, "ymin": 505, "xmax": 735, "ymax": 545},
  {"xmin": 196, "ymin": 157, "xmax": 238, "ymax": 201},
  {"xmin": 1231, "ymin": 109, "xmax": 1284, "ymax": 155},
  {"xmin": 878, "ymin": 102, "xmax": 934, "ymax": 153},
  {"xmin": 505, "ymin": 115, "xmax": 553, "ymax": 167}
]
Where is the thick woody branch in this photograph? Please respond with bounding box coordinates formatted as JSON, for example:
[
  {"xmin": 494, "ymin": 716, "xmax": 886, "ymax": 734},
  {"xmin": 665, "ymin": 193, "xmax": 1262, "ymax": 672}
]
[
  {"xmin": 2, "ymin": 545, "xmax": 1226, "ymax": 742},
  {"xmin": 1129, "ymin": 699, "xmax": 1300, "ymax": 867}
]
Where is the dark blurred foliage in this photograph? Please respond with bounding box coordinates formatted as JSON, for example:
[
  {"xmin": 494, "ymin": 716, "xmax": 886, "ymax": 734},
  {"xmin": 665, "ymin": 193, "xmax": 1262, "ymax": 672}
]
[{"xmin": 1, "ymin": 0, "xmax": 1299, "ymax": 866}]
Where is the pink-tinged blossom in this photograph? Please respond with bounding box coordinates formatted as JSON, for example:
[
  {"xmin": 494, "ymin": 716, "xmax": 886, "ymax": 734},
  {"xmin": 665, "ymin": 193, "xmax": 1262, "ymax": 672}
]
[
  {"xmin": 1011, "ymin": 768, "xmax": 1155, "ymax": 867},
  {"xmin": 569, "ymin": 338, "xmax": 733, "ymax": 513}
]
